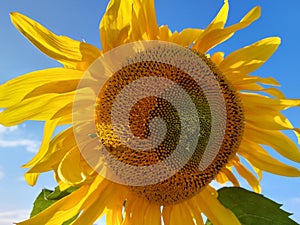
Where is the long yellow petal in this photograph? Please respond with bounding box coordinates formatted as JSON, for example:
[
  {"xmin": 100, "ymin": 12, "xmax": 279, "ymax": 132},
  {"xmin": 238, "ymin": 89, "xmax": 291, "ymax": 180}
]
[
  {"xmin": 205, "ymin": 0, "xmax": 229, "ymax": 30},
  {"xmin": 122, "ymin": 194, "xmax": 142, "ymax": 225},
  {"xmin": 244, "ymin": 124, "xmax": 300, "ymax": 162},
  {"xmin": 0, "ymin": 68, "xmax": 82, "ymax": 108},
  {"xmin": 239, "ymin": 139, "xmax": 300, "ymax": 177},
  {"xmin": 231, "ymin": 156, "xmax": 261, "ymax": 193},
  {"xmin": 100, "ymin": 0, "xmax": 133, "ymax": 51},
  {"xmin": 100, "ymin": 0, "xmax": 158, "ymax": 51},
  {"xmin": 169, "ymin": 204, "xmax": 194, "ymax": 225},
  {"xmin": 216, "ymin": 167, "xmax": 240, "ymax": 186},
  {"xmin": 0, "ymin": 92, "xmax": 74, "ymax": 126},
  {"xmin": 197, "ymin": 186, "xmax": 241, "ymax": 225},
  {"xmin": 192, "ymin": 0, "xmax": 229, "ymax": 51},
  {"xmin": 185, "ymin": 199, "xmax": 205, "ymax": 225},
  {"xmin": 28, "ymin": 127, "xmax": 76, "ymax": 173},
  {"xmin": 10, "ymin": 13, "xmax": 101, "ymax": 70},
  {"xmin": 23, "ymin": 119, "xmax": 60, "ymax": 169},
  {"xmin": 16, "ymin": 176, "xmax": 107, "ymax": 225},
  {"xmin": 245, "ymin": 110, "xmax": 294, "ymax": 131},
  {"xmin": 71, "ymin": 181, "xmax": 118, "ymax": 225},
  {"xmin": 106, "ymin": 205, "xmax": 123, "ymax": 225},
  {"xmin": 144, "ymin": 203, "xmax": 161, "ymax": 225},
  {"xmin": 162, "ymin": 205, "xmax": 172, "ymax": 225},
  {"xmin": 231, "ymin": 76, "xmax": 280, "ymax": 87},
  {"xmin": 131, "ymin": 0, "xmax": 159, "ymax": 40},
  {"xmin": 193, "ymin": 6, "xmax": 260, "ymax": 53},
  {"xmin": 240, "ymin": 93, "xmax": 300, "ymax": 111},
  {"xmin": 16, "ymin": 184, "xmax": 89, "ymax": 225},
  {"xmin": 219, "ymin": 37, "xmax": 280, "ymax": 75}
]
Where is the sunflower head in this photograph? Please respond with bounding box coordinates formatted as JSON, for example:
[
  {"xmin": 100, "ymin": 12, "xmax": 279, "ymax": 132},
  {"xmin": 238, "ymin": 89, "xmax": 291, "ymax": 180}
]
[{"xmin": 73, "ymin": 41, "xmax": 244, "ymax": 204}]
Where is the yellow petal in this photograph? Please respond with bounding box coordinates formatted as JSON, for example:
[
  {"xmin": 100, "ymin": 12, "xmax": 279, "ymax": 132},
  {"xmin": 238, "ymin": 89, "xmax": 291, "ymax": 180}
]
[
  {"xmin": 170, "ymin": 28, "xmax": 203, "ymax": 47},
  {"xmin": 211, "ymin": 52, "xmax": 224, "ymax": 65},
  {"xmin": 24, "ymin": 173, "xmax": 40, "ymax": 186},
  {"xmin": 238, "ymin": 87, "xmax": 285, "ymax": 100},
  {"xmin": 23, "ymin": 119, "xmax": 60, "ymax": 169},
  {"xmin": 100, "ymin": 0, "xmax": 132, "ymax": 51},
  {"xmin": 16, "ymin": 184, "xmax": 90, "ymax": 225},
  {"xmin": 239, "ymin": 139, "xmax": 300, "ymax": 177},
  {"xmin": 17, "ymin": 176, "xmax": 107, "ymax": 225},
  {"xmin": 0, "ymin": 91, "xmax": 74, "ymax": 126},
  {"xmin": 58, "ymin": 148, "xmax": 86, "ymax": 185},
  {"xmin": 132, "ymin": 0, "xmax": 159, "ymax": 39},
  {"xmin": 244, "ymin": 124, "xmax": 300, "ymax": 162},
  {"xmin": 100, "ymin": 0, "xmax": 158, "ymax": 51},
  {"xmin": 219, "ymin": 37, "xmax": 280, "ymax": 75},
  {"xmin": 169, "ymin": 203, "xmax": 194, "ymax": 225},
  {"xmin": 10, "ymin": 12, "xmax": 101, "ymax": 70},
  {"xmin": 28, "ymin": 127, "xmax": 76, "ymax": 173},
  {"xmin": 122, "ymin": 195, "xmax": 137, "ymax": 224},
  {"xmin": 144, "ymin": 203, "xmax": 161, "ymax": 225},
  {"xmin": 216, "ymin": 167, "xmax": 239, "ymax": 186},
  {"xmin": 197, "ymin": 186, "xmax": 241, "ymax": 225},
  {"xmin": 206, "ymin": 0, "xmax": 229, "ymax": 30},
  {"xmin": 71, "ymin": 181, "xmax": 117, "ymax": 225},
  {"xmin": 232, "ymin": 76, "xmax": 280, "ymax": 87},
  {"xmin": 106, "ymin": 206, "xmax": 123, "ymax": 225},
  {"xmin": 231, "ymin": 156, "xmax": 261, "ymax": 193},
  {"xmin": 162, "ymin": 205, "xmax": 172, "ymax": 225},
  {"xmin": 245, "ymin": 110, "xmax": 294, "ymax": 131},
  {"xmin": 57, "ymin": 179, "xmax": 72, "ymax": 192},
  {"xmin": 0, "ymin": 68, "xmax": 82, "ymax": 108},
  {"xmin": 158, "ymin": 25, "xmax": 172, "ymax": 42},
  {"xmin": 185, "ymin": 198, "xmax": 205, "ymax": 225},
  {"xmin": 193, "ymin": 6, "xmax": 261, "ymax": 53},
  {"xmin": 294, "ymin": 128, "xmax": 300, "ymax": 144},
  {"xmin": 240, "ymin": 93, "xmax": 300, "ymax": 111}
]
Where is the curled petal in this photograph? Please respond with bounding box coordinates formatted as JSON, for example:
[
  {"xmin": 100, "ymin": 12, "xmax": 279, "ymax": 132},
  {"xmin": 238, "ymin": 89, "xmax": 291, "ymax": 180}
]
[
  {"xmin": 193, "ymin": 6, "xmax": 261, "ymax": 53},
  {"xmin": 10, "ymin": 13, "xmax": 101, "ymax": 70}
]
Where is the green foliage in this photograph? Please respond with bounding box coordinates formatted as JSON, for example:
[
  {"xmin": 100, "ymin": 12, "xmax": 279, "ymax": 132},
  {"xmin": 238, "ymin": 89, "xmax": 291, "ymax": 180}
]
[
  {"xmin": 30, "ymin": 186, "xmax": 78, "ymax": 225},
  {"xmin": 206, "ymin": 187, "xmax": 299, "ymax": 225}
]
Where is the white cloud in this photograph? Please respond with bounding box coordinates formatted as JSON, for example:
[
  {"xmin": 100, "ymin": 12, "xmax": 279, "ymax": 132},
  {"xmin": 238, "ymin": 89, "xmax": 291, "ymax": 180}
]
[
  {"xmin": 0, "ymin": 139, "xmax": 39, "ymax": 153},
  {"xmin": 0, "ymin": 125, "xmax": 18, "ymax": 134},
  {"xmin": 0, "ymin": 125, "xmax": 39, "ymax": 153},
  {"xmin": 0, "ymin": 209, "xmax": 30, "ymax": 225}
]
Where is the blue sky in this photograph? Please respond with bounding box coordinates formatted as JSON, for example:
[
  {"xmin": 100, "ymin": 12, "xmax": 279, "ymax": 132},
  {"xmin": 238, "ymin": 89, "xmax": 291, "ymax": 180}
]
[{"xmin": 0, "ymin": 0, "xmax": 299, "ymax": 224}]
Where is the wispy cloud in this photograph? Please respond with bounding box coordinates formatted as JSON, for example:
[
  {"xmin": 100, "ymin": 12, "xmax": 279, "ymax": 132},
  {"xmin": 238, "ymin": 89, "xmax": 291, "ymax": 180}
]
[
  {"xmin": 0, "ymin": 139, "xmax": 39, "ymax": 153},
  {"xmin": 0, "ymin": 209, "xmax": 30, "ymax": 225},
  {"xmin": 0, "ymin": 125, "xmax": 39, "ymax": 153},
  {"xmin": 0, "ymin": 125, "xmax": 18, "ymax": 133}
]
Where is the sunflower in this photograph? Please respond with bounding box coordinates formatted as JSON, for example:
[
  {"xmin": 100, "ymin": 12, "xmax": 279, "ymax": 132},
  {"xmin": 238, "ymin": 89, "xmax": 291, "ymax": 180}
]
[{"xmin": 1, "ymin": 0, "xmax": 300, "ymax": 224}]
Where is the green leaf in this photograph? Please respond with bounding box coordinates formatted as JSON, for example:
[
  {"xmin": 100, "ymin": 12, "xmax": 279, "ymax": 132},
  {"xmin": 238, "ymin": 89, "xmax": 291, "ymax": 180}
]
[
  {"xmin": 206, "ymin": 187, "xmax": 299, "ymax": 225},
  {"xmin": 30, "ymin": 186, "xmax": 78, "ymax": 225}
]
